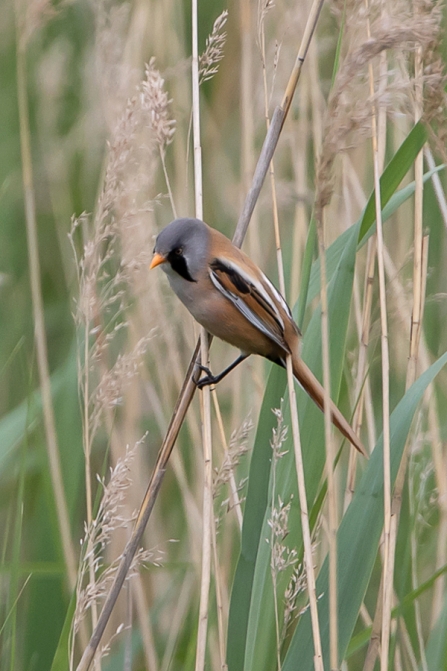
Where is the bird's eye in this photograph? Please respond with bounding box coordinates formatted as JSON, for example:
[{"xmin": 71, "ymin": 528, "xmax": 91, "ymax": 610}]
[{"xmin": 174, "ymin": 247, "xmax": 183, "ymax": 255}]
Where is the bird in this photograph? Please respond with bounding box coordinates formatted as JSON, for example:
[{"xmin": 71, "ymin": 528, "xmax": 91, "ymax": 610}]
[{"xmin": 150, "ymin": 217, "xmax": 366, "ymax": 456}]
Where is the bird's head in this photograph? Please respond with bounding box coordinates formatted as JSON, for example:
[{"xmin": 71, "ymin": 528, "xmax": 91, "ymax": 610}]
[{"xmin": 150, "ymin": 218, "xmax": 210, "ymax": 282}]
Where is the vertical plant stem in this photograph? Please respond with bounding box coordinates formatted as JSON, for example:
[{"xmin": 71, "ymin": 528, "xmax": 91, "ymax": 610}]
[
  {"xmin": 406, "ymin": 41, "xmax": 424, "ymax": 389},
  {"xmin": 240, "ymin": 0, "xmax": 261, "ymax": 261},
  {"xmin": 82, "ymin": 316, "xmax": 100, "ymax": 651},
  {"xmin": 368, "ymin": 56, "xmax": 392, "ymax": 671},
  {"xmin": 315, "ymin": 208, "xmax": 338, "ymax": 670},
  {"xmin": 83, "ymin": 321, "xmax": 100, "ymax": 671},
  {"xmin": 404, "ymin": 31, "xmax": 427, "ymax": 671},
  {"xmin": 196, "ymin": 351, "xmax": 213, "ymax": 671},
  {"xmin": 211, "ymin": 506, "xmax": 227, "ymax": 670},
  {"xmin": 191, "ymin": 0, "xmax": 203, "ymax": 224},
  {"xmin": 289, "ymin": 69, "xmax": 310, "ymax": 306},
  {"xmin": 309, "ymin": 38, "xmax": 323, "ymax": 157},
  {"xmin": 83, "ymin": 322, "xmax": 93, "ymax": 528},
  {"xmin": 234, "ymin": 0, "xmax": 260, "ymax": 435},
  {"xmin": 286, "ymin": 357, "xmax": 324, "ymax": 671},
  {"xmin": 14, "ymin": 2, "xmax": 78, "ymax": 592},
  {"xmin": 191, "ymin": 1, "xmax": 213, "ymax": 670}
]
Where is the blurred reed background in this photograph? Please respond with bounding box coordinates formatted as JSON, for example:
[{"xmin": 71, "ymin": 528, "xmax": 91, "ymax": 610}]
[{"xmin": 1, "ymin": 0, "xmax": 447, "ymax": 669}]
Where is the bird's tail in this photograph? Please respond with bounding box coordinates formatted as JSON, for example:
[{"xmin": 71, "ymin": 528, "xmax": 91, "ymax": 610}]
[{"xmin": 292, "ymin": 354, "xmax": 367, "ymax": 457}]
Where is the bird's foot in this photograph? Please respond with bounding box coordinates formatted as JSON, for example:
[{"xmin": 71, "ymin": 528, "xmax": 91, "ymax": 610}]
[{"xmin": 195, "ymin": 364, "xmax": 218, "ymax": 389}]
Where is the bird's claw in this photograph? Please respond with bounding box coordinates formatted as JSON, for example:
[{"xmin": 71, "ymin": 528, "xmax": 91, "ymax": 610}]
[{"xmin": 194, "ymin": 364, "xmax": 217, "ymax": 389}]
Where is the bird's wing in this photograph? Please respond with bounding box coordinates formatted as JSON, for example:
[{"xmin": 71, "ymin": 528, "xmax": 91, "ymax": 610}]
[{"xmin": 209, "ymin": 257, "xmax": 289, "ymax": 352}]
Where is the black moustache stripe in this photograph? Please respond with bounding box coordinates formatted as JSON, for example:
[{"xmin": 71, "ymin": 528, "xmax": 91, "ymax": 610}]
[{"xmin": 167, "ymin": 252, "xmax": 196, "ymax": 282}]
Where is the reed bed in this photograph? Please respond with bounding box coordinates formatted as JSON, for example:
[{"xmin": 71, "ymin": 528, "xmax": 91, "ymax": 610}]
[{"xmin": 1, "ymin": 0, "xmax": 447, "ymax": 669}]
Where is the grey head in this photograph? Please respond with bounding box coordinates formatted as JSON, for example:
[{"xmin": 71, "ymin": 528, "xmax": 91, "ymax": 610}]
[{"xmin": 153, "ymin": 218, "xmax": 210, "ymax": 282}]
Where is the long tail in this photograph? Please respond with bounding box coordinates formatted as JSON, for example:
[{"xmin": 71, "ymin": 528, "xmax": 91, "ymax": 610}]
[{"xmin": 292, "ymin": 355, "xmax": 367, "ymax": 457}]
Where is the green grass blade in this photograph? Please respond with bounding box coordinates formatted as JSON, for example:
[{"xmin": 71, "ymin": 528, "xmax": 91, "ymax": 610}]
[
  {"xmin": 50, "ymin": 589, "xmax": 77, "ymax": 671},
  {"xmin": 359, "ymin": 121, "xmax": 427, "ymax": 239},
  {"xmin": 295, "ymin": 216, "xmax": 316, "ymax": 329},
  {"xmin": 424, "ymin": 595, "xmax": 447, "ymax": 671},
  {"xmin": 281, "ymin": 351, "xmax": 447, "ymax": 670}
]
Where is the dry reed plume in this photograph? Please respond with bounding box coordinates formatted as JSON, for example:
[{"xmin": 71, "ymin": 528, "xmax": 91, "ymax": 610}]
[
  {"xmin": 316, "ymin": 3, "xmax": 446, "ymax": 217},
  {"xmin": 70, "ymin": 440, "xmax": 164, "ymax": 669}
]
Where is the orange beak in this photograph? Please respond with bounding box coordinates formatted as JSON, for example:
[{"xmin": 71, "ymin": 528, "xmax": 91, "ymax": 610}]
[{"xmin": 150, "ymin": 252, "xmax": 167, "ymax": 270}]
